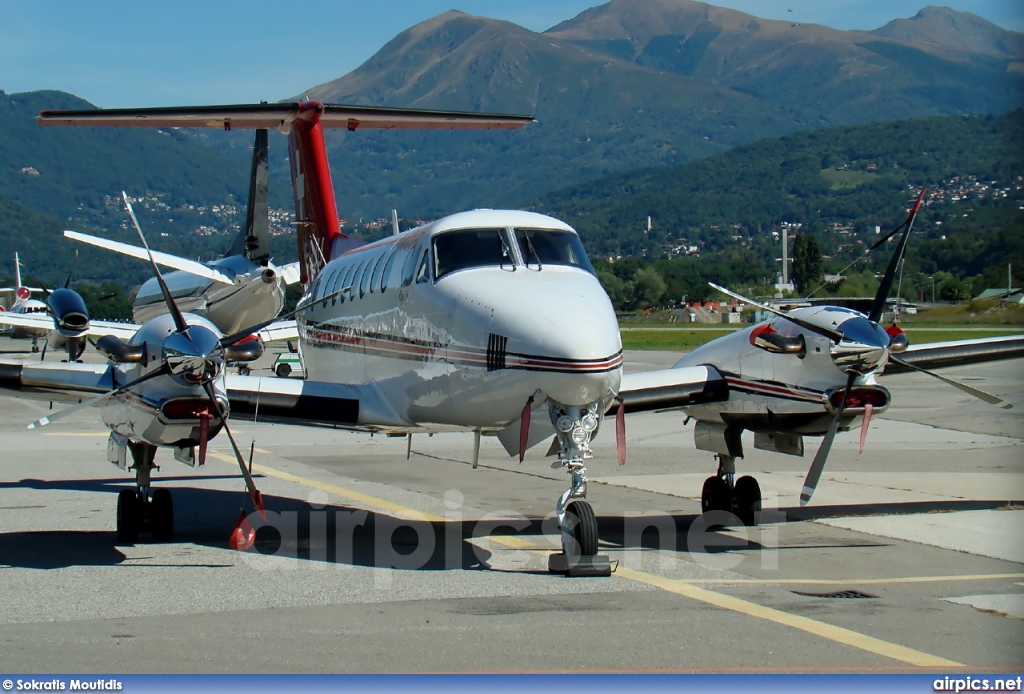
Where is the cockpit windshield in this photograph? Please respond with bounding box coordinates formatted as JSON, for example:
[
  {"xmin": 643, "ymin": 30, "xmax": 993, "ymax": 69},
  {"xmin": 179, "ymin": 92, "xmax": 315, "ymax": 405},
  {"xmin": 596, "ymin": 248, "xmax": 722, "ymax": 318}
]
[
  {"xmin": 433, "ymin": 228, "xmax": 513, "ymax": 279},
  {"xmin": 514, "ymin": 228, "xmax": 595, "ymax": 275}
]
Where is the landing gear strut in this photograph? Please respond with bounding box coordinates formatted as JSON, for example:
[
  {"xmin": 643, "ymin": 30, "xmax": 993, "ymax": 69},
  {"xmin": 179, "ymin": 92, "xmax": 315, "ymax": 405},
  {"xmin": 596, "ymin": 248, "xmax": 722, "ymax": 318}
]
[
  {"xmin": 546, "ymin": 401, "xmax": 611, "ymax": 576},
  {"xmin": 701, "ymin": 454, "xmax": 761, "ymax": 526},
  {"xmin": 116, "ymin": 442, "xmax": 174, "ymax": 543}
]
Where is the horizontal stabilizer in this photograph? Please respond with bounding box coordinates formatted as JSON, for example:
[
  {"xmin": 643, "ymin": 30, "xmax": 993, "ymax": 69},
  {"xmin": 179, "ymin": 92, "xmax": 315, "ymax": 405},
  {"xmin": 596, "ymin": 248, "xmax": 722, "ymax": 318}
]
[{"xmin": 38, "ymin": 103, "xmax": 534, "ymax": 132}]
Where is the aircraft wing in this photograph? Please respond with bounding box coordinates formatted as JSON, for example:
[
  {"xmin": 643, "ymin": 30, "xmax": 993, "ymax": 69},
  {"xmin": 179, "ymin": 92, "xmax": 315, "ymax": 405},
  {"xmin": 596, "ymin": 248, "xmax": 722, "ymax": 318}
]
[
  {"xmin": 0, "ymin": 358, "xmax": 112, "ymax": 404},
  {"xmin": 256, "ymin": 320, "xmax": 299, "ymax": 343},
  {"xmin": 0, "ymin": 311, "xmax": 139, "ymax": 342},
  {"xmin": 64, "ymin": 230, "xmax": 234, "ymax": 285},
  {"xmin": 885, "ymin": 334, "xmax": 1024, "ymax": 373},
  {"xmin": 277, "ymin": 262, "xmax": 301, "ymax": 286},
  {"xmin": 38, "ymin": 103, "xmax": 533, "ymax": 131},
  {"xmin": 0, "ymin": 311, "xmax": 53, "ymax": 332},
  {"xmin": 613, "ymin": 365, "xmax": 730, "ymax": 414},
  {"xmin": 224, "ymin": 374, "xmax": 412, "ymax": 431}
]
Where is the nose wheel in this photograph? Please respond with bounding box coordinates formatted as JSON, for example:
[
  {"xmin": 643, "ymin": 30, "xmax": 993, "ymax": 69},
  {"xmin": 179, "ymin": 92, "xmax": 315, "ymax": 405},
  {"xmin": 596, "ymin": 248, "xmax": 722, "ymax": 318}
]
[{"xmin": 116, "ymin": 442, "xmax": 175, "ymax": 544}]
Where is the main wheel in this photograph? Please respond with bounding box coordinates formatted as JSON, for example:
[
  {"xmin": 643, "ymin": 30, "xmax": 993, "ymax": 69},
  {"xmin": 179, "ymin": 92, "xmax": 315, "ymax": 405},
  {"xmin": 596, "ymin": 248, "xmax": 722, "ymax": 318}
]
[
  {"xmin": 238, "ymin": 365, "xmax": 251, "ymax": 376},
  {"xmin": 733, "ymin": 475, "xmax": 762, "ymax": 527},
  {"xmin": 150, "ymin": 488, "xmax": 174, "ymax": 542},
  {"xmin": 563, "ymin": 500, "xmax": 599, "ymax": 557},
  {"xmin": 116, "ymin": 489, "xmax": 139, "ymax": 544},
  {"xmin": 701, "ymin": 476, "xmax": 730, "ymax": 514},
  {"xmin": 276, "ymin": 363, "xmax": 291, "ymax": 378}
]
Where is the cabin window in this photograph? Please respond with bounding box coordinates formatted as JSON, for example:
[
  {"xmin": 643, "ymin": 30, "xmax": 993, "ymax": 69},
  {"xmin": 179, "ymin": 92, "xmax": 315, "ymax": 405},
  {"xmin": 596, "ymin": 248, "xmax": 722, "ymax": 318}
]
[
  {"xmin": 350, "ymin": 261, "xmax": 364, "ymax": 301},
  {"xmin": 369, "ymin": 252, "xmax": 386, "ymax": 294},
  {"xmin": 432, "ymin": 228, "xmax": 513, "ymax": 280},
  {"xmin": 514, "ymin": 228, "xmax": 595, "ymax": 275},
  {"xmin": 338, "ymin": 263, "xmax": 356, "ymax": 304},
  {"xmin": 381, "ymin": 250, "xmax": 398, "ymax": 293},
  {"xmin": 360, "ymin": 256, "xmax": 376, "ymax": 298},
  {"xmin": 415, "ymin": 249, "xmax": 431, "ymax": 284}
]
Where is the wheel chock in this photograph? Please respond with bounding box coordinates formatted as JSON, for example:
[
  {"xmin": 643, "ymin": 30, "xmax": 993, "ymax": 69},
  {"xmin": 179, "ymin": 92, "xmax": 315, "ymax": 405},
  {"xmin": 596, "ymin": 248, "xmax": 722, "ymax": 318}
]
[{"xmin": 548, "ymin": 552, "xmax": 613, "ymax": 577}]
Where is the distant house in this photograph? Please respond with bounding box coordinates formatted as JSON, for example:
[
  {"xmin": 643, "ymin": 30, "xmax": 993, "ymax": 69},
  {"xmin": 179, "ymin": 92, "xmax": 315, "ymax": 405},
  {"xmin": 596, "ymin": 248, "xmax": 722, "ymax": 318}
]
[{"xmin": 975, "ymin": 287, "xmax": 1023, "ymax": 305}]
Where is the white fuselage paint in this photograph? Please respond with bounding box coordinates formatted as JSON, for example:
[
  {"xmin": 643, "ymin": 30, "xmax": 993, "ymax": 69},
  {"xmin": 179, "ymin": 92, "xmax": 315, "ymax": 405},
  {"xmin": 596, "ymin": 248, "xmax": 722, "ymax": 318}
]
[
  {"xmin": 134, "ymin": 255, "xmax": 285, "ymax": 335},
  {"xmin": 298, "ymin": 210, "xmax": 623, "ymax": 430},
  {"xmin": 8, "ymin": 299, "xmax": 49, "ymax": 339},
  {"xmin": 677, "ymin": 306, "xmax": 889, "ymax": 434}
]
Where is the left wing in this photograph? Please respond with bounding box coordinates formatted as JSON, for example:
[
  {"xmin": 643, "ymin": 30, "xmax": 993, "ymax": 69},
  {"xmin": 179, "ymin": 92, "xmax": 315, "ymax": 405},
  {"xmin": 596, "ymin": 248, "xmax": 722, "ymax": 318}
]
[
  {"xmin": 613, "ymin": 365, "xmax": 729, "ymax": 414},
  {"xmin": 885, "ymin": 334, "xmax": 1024, "ymax": 373}
]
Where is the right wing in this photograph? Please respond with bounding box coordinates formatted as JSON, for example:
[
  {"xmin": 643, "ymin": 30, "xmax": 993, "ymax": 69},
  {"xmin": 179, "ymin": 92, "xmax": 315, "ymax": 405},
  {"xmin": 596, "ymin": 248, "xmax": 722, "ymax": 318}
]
[
  {"xmin": 0, "ymin": 358, "xmax": 113, "ymax": 404},
  {"xmin": 64, "ymin": 230, "xmax": 234, "ymax": 285},
  {"xmin": 256, "ymin": 320, "xmax": 299, "ymax": 343}
]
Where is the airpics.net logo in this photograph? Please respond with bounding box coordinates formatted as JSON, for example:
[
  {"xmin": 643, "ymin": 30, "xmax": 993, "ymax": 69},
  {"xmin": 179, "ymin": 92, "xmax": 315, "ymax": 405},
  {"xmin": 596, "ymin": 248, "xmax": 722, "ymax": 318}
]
[{"xmin": 934, "ymin": 676, "xmax": 1023, "ymax": 693}]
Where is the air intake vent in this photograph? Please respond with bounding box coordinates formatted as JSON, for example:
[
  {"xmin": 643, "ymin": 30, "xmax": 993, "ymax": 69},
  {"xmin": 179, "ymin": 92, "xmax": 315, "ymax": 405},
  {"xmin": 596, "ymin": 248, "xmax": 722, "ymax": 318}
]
[{"xmin": 486, "ymin": 333, "xmax": 508, "ymax": 372}]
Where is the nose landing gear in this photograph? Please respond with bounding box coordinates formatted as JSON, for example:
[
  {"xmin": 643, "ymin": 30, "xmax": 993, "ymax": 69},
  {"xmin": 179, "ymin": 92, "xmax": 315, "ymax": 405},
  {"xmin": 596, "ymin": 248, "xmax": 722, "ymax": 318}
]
[
  {"xmin": 115, "ymin": 442, "xmax": 174, "ymax": 544},
  {"xmin": 546, "ymin": 401, "xmax": 612, "ymax": 576}
]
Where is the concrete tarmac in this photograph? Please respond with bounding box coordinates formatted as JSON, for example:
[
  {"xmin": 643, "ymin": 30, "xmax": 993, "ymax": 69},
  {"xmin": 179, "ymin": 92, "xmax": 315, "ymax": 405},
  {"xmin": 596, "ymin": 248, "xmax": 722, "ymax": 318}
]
[{"xmin": 0, "ymin": 341, "xmax": 1021, "ymax": 672}]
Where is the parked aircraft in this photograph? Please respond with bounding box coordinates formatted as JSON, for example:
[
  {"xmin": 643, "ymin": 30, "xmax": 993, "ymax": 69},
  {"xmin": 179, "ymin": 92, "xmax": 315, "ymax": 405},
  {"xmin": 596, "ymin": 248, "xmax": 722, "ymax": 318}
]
[
  {"xmin": 0, "ymin": 194, "xmax": 270, "ymax": 543},
  {"xmin": 63, "ymin": 130, "xmax": 301, "ymax": 335},
  {"xmin": 614, "ymin": 190, "xmax": 1022, "ymax": 525},
  {"xmin": 1, "ymin": 253, "xmax": 49, "ymax": 350},
  {"xmin": 24, "ymin": 103, "xmax": 1023, "ymax": 575}
]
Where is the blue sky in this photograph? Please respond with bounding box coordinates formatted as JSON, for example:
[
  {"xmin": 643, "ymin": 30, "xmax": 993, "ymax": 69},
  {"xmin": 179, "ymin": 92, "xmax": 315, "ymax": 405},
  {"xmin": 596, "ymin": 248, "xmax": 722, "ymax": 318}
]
[{"xmin": 2, "ymin": 0, "xmax": 1021, "ymax": 108}]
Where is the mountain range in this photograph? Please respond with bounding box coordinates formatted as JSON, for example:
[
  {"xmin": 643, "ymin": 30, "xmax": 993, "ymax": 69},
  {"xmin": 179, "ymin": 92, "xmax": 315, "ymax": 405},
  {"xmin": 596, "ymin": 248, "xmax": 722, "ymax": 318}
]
[{"xmin": 1, "ymin": 0, "xmax": 1022, "ymax": 283}]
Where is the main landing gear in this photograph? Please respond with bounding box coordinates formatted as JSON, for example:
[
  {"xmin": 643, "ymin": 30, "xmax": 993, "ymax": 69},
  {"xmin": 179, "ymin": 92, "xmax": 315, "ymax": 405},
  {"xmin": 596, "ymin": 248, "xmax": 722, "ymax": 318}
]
[
  {"xmin": 546, "ymin": 401, "xmax": 611, "ymax": 577},
  {"xmin": 701, "ymin": 454, "xmax": 761, "ymax": 526},
  {"xmin": 116, "ymin": 442, "xmax": 174, "ymax": 544}
]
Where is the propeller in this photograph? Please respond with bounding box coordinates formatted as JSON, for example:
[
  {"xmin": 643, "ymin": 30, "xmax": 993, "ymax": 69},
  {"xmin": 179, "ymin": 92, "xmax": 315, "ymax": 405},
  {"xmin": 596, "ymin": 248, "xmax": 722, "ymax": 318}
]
[
  {"xmin": 708, "ymin": 282, "xmax": 843, "ymax": 343},
  {"xmin": 889, "ymin": 355, "xmax": 1011, "ymax": 408},
  {"xmin": 868, "ymin": 189, "xmax": 926, "ymax": 324},
  {"xmin": 800, "ymin": 369, "xmax": 858, "ymax": 505}
]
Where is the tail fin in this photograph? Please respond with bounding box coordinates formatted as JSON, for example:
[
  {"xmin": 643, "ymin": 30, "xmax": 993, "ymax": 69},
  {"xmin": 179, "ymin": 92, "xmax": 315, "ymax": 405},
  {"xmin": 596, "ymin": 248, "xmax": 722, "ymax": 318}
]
[
  {"xmin": 229, "ymin": 129, "xmax": 270, "ymax": 265},
  {"xmin": 287, "ymin": 103, "xmax": 345, "ymax": 290}
]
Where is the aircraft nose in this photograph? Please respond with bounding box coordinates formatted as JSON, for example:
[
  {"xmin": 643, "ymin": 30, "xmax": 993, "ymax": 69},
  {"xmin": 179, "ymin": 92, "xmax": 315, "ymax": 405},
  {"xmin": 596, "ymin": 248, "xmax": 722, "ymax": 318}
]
[{"xmin": 450, "ymin": 269, "xmax": 623, "ymax": 405}]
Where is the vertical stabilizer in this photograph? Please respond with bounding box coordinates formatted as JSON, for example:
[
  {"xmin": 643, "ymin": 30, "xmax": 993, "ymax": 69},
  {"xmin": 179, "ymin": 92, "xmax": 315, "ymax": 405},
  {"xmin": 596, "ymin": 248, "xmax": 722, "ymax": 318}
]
[
  {"xmin": 287, "ymin": 102, "xmax": 344, "ymax": 290},
  {"xmin": 230, "ymin": 129, "xmax": 270, "ymax": 264}
]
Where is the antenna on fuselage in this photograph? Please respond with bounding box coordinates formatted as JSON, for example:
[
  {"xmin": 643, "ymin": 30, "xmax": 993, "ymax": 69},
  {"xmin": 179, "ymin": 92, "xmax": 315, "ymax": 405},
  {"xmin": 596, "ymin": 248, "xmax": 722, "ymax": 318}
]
[{"xmin": 391, "ymin": 209, "xmax": 400, "ymax": 236}]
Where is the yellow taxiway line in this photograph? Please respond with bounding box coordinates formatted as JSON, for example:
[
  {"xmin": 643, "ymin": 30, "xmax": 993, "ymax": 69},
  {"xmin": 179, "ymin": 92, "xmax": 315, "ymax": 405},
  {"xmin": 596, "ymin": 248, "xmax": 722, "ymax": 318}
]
[{"xmin": 206, "ymin": 451, "xmax": 978, "ymax": 667}]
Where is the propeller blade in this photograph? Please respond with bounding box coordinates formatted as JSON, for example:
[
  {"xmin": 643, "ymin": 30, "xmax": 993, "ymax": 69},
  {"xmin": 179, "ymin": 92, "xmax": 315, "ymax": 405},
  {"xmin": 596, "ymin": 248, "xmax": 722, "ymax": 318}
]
[
  {"xmin": 859, "ymin": 403, "xmax": 873, "ymax": 454},
  {"xmin": 890, "ymin": 355, "xmax": 1012, "ymax": 409},
  {"xmin": 867, "ymin": 189, "xmax": 926, "ymax": 323},
  {"xmin": 27, "ymin": 365, "xmax": 170, "ymax": 429},
  {"xmin": 708, "ymin": 282, "xmax": 843, "ymax": 343},
  {"xmin": 122, "ymin": 192, "xmax": 190, "ymax": 334},
  {"xmin": 197, "ymin": 406, "xmax": 211, "ymax": 466},
  {"xmin": 800, "ymin": 370, "xmax": 858, "ymax": 506},
  {"xmin": 615, "ymin": 400, "xmax": 626, "ymax": 466},
  {"xmin": 202, "ymin": 380, "xmax": 266, "ymax": 519}
]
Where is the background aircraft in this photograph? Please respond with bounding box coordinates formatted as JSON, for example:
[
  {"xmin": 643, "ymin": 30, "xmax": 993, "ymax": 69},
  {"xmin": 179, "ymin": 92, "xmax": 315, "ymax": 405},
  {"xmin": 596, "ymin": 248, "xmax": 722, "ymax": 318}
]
[
  {"xmin": 1, "ymin": 253, "xmax": 49, "ymax": 350},
  {"xmin": 64, "ymin": 130, "xmax": 301, "ymax": 336}
]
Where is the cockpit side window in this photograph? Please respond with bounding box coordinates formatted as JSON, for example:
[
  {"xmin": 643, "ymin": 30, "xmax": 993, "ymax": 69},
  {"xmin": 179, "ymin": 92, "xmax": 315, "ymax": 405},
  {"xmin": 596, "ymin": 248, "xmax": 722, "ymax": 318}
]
[
  {"xmin": 514, "ymin": 228, "xmax": 596, "ymax": 275},
  {"xmin": 432, "ymin": 228, "xmax": 513, "ymax": 280}
]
